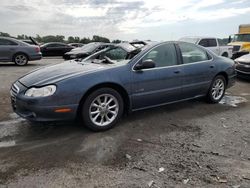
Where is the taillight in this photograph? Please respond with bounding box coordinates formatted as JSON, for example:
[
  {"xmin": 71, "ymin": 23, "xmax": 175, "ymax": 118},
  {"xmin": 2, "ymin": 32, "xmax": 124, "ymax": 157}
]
[{"xmin": 35, "ymin": 46, "xmax": 40, "ymax": 53}]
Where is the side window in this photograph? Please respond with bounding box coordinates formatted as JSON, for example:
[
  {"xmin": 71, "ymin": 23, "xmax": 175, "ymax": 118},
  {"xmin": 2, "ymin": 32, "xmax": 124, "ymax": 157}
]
[
  {"xmin": 179, "ymin": 43, "xmax": 210, "ymax": 64},
  {"xmin": 218, "ymin": 39, "xmax": 226, "ymax": 46},
  {"xmin": 142, "ymin": 43, "xmax": 177, "ymax": 67},
  {"xmin": 55, "ymin": 43, "xmax": 67, "ymax": 47},
  {"xmin": 0, "ymin": 39, "xmax": 18, "ymax": 46},
  {"xmin": 207, "ymin": 39, "xmax": 217, "ymax": 47},
  {"xmin": 47, "ymin": 44, "xmax": 56, "ymax": 47},
  {"xmin": 105, "ymin": 48, "xmax": 127, "ymax": 60},
  {"xmin": 198, "ymin": 39, "xmax": 209, "ymax": 47}
]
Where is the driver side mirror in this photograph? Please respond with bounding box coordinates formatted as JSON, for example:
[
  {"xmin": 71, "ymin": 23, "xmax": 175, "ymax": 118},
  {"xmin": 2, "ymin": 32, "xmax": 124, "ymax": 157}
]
[{"xmin": 134, "ymin": 59, "xmax": 155, "ymax": 71}]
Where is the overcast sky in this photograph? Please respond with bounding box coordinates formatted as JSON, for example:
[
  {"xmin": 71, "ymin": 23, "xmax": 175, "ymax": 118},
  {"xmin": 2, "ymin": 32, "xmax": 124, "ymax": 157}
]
[{"xmin": 1, "ymin": 0, "xmax": 250, "ymax": 41}]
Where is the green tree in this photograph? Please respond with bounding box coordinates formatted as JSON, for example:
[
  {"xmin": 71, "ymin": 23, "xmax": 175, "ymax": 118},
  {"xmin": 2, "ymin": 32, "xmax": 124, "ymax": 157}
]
[
  {"xmin": 80, "ymin": 37, "xmax": 91, "ymax": 44},
  {"xmin": 35, "ymin": 34, "xmax": 42, "ymax": 43},
  {"xmin": 0, "ymin": 32, "xmax": 11, "ymax": 37},
  {"xmin": 68, "ymin": 36, "xmax": 75, "ymax": 43},
  {"xmin": 41, "ymin": 35, "xmax": 65, "ymax": 43},
  {"xmin": 112, "ymin": 39, "xmax": 121, "ymax": 44},
  {"xmin": 92, "ymin": 35, "xmax": 110, "ymax": 43}
]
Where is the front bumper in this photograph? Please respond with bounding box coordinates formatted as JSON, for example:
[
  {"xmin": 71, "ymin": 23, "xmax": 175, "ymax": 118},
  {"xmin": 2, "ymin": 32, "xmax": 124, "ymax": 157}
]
[
  {"xmin": 236, "ymin": 63, "xmax": 250, "ymax": 79},
  {"xmin": 236, "ymin": 70, "xmax": 250, "ymax": 80},
  {"xmin": 12, "ymin": 98, "xmax": 78, "ymax": 122},
  {"xmin": 10, "ymin": 82, "xmax": 78, "ymax": 122}
]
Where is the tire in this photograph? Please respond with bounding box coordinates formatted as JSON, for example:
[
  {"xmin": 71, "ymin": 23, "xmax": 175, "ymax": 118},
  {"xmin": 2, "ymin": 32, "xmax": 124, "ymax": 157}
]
[
  {"xmin": 206, "ymin": 75, "xmax": 226, "ymax": 103},
  {"xmin": 14, "ymin": 53, "xmax": 28, "ymax": 66},
  {"xmin": 81, "ymin": 88, "xmax": 124, "ymax": 131}
]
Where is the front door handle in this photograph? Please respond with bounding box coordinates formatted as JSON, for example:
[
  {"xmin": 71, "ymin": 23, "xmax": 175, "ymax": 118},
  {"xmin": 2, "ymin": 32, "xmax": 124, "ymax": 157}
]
[{"xmin": 174, "ymin": 70, "xmax": 180, "ymax": 74}]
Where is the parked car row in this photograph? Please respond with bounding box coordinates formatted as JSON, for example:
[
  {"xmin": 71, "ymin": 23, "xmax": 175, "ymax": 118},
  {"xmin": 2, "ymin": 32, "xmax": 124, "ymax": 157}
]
[
  {"xmin": 0, "ymin": 35, "xmax": 249, "ymax": 80},
  {"xmin": 0, "ymin": 37, "xmax": 42, "ymax": 66}
]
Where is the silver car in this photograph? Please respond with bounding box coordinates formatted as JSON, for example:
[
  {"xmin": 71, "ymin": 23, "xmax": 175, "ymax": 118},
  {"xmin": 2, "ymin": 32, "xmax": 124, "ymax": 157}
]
[{"xmin": 0, "ymin": 37, "xmax": 42, "ymax": 66}]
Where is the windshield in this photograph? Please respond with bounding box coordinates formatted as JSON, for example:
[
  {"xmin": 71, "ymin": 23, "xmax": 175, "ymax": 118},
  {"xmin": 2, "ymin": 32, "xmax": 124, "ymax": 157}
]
[
  {"xmin": 179, "ymin": 37, "xmax": 199, "ymax": 44},
  {"xmin": 232, "ymin": 34, "xmax": 250, "ymax": 42},
  {"xmin": 81, "ymin": 46, "xmax": 141, "ymax": 65}
]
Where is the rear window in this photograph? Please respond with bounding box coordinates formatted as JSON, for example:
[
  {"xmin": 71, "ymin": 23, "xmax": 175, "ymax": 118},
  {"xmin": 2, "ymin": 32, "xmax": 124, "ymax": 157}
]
[
  {"xmin": 178, "ymin": 42, "xmax": 210, "ymax": 64},
  {"xmin": 198, "ymin": 39, "xmax": 217, "ymax": 47},
  {"xmin": 0, "ymin": 39, "xmax": 18, "ymax": 46}
]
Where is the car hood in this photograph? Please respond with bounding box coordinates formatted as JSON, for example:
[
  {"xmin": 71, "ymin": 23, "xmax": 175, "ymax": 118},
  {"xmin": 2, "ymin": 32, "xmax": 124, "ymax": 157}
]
[
  {"xmin": 235, "ymin": 53, "xmax": 250, "ymax": 63},
  {"xmin": 19, "ymin": 61, "xmax": 107, "ymax": 87},
  {"xmin": 66, "ymin": 48, "xmax": 91, "ymax": 55}
]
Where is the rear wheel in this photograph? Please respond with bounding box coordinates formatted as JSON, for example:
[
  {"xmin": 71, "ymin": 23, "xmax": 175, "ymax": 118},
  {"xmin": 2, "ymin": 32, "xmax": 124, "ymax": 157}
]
[
  {"xmin": 81, "ymin": 88, "xmax": 124, "ymax": 131},
  {"xmin": 14, "ymin": 53, "xmax": 28, "ymax": 66},
  {"xmin": 206, "ymin": 75, "xmax": 226, "ymax": 103}
]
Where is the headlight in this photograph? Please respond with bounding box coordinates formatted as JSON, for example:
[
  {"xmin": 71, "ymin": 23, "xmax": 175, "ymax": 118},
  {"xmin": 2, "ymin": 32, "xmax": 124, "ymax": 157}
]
[{"xmin": 25, "ymin": 85, "xmax": 56, "ymax": 97}]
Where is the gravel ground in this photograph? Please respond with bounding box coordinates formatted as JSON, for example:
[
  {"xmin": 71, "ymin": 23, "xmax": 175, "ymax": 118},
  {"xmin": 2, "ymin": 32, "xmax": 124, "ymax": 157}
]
[{"xmin": 0, "ymin": 58, "xmax": 250, "ymax": 188}]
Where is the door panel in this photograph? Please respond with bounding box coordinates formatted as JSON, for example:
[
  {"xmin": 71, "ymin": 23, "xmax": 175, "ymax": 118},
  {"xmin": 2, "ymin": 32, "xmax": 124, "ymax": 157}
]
[
  {"xmin": 0, "ymin": 46, "xmax": 11, "ymax": 60},
  {"xmin": 0, "ymin": 39, "xmax": 17, "ymax": 60},
  {"xmin": 130, "ymin": 43, "xmax": 182, "ymax": 110},
  {"xmin": 178, "ymin": 42, "xmax": 216, "ymax": 98},
  {"xmin": 181, "ymin": 62, "xmax": 215, "ymax": 97}
]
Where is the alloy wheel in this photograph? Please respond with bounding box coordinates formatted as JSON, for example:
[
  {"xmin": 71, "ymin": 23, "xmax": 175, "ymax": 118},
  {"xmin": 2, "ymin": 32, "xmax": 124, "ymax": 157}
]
[
  {"xmin": 89, "ymin": 94, "xmax": 119, "ymax": 127},
  {"xmin": 211, "ymin": 78, "xmax": 225, "ymax": 100},
  {"xmin": 15, "ymin": 54, "xmax": 28, "ymax": 65}
]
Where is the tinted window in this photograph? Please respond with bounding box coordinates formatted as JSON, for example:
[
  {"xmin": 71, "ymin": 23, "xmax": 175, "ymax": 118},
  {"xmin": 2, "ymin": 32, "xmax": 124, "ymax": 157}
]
[
  {"xmin": 46, "ymin": 44, "xmax": 57, "ymax": 47},
  {"xmin": 207, "ymin": 39, "xmax": 217, "ymax": 47},
  {"xmin": 179, "ymin": 43, "xmax": 210, "ymax": 64},
  {"xmin": 105, "ymin": 48, "xmax": 127, "ymax": 61},
  {"xmin": 199, "ymin": 39, "xmax": 217, "ymax": 47},
  {"xmin": 46, "ymin": 43, "xmax": 67, "ymax": 47},
  {"xmin": 142, "ymin": 43, "xmax": 177, "ymax": 67},
  {"xmin": 55, "ymin": 43, "xmax": 68, "ymax": 47},
  {"xmin": 0, "ymin": 39, "xmax": 18, "ymax": 46},
  {"xmin": 198, "ymin": 39, "xmax": 209, "ymax": 47}
]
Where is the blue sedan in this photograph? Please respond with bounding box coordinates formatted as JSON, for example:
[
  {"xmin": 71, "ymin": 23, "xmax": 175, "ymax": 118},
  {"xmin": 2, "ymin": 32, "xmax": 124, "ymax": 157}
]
[{"xmin": 10, "ymin": 42, "xmax": 236, "ymax": 131}]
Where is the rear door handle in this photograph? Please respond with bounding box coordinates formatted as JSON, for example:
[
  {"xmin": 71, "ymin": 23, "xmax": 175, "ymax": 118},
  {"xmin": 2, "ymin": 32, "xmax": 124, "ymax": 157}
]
[
  {"xmin": 174, "ymin": 70, "xmax": 180, "ymax": 74},
  {"xmin": 210, "ymin": 65, "xmax": 215, "ymax": 68}
]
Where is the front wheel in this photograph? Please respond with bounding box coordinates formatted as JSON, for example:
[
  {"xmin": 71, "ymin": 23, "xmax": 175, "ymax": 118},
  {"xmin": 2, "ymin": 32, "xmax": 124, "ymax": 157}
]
[
  {"xmin": 81, "ymin": 88, "xmax": 124, "ymax": 131},
  {"xmin": 206, "ymin": 75, "xmax": 226, "ymax": 103}
]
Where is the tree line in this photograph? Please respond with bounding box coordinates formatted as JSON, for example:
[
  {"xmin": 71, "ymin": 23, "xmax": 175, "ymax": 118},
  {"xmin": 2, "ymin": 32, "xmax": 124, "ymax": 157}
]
[{"xmin": 0, "ymin": 32, "xmax": 122, "ymax": 44}]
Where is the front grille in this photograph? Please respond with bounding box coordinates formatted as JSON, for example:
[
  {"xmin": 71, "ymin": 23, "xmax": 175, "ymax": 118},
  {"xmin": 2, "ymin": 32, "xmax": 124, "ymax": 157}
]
[
  {"xmin": 238, "ymin": 61, "xmax": 250, "ymax": 65},
  {"xmin": 10, "ymin": 84, "xmax": 19, "ymax": 97},
  {"xmin": 233, "ymin": 45, "xmax": 241, "ymax": 52}
]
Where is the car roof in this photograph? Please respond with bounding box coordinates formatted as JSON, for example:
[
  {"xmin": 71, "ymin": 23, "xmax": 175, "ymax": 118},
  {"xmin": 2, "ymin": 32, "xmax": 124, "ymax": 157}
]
[{"xmin": 0, "ymin": 36, "xmax": 30, "ymax": 45}]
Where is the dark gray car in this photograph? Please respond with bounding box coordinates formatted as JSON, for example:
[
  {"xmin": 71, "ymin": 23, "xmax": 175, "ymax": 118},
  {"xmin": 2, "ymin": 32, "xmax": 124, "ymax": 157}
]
[
  {"xmin": 11, "ymin": 41, "xmax": 236, "ymax": 131},
  {"xmin": 0, "ymin": 37, "xmax": 42, "ymax": 66}
]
